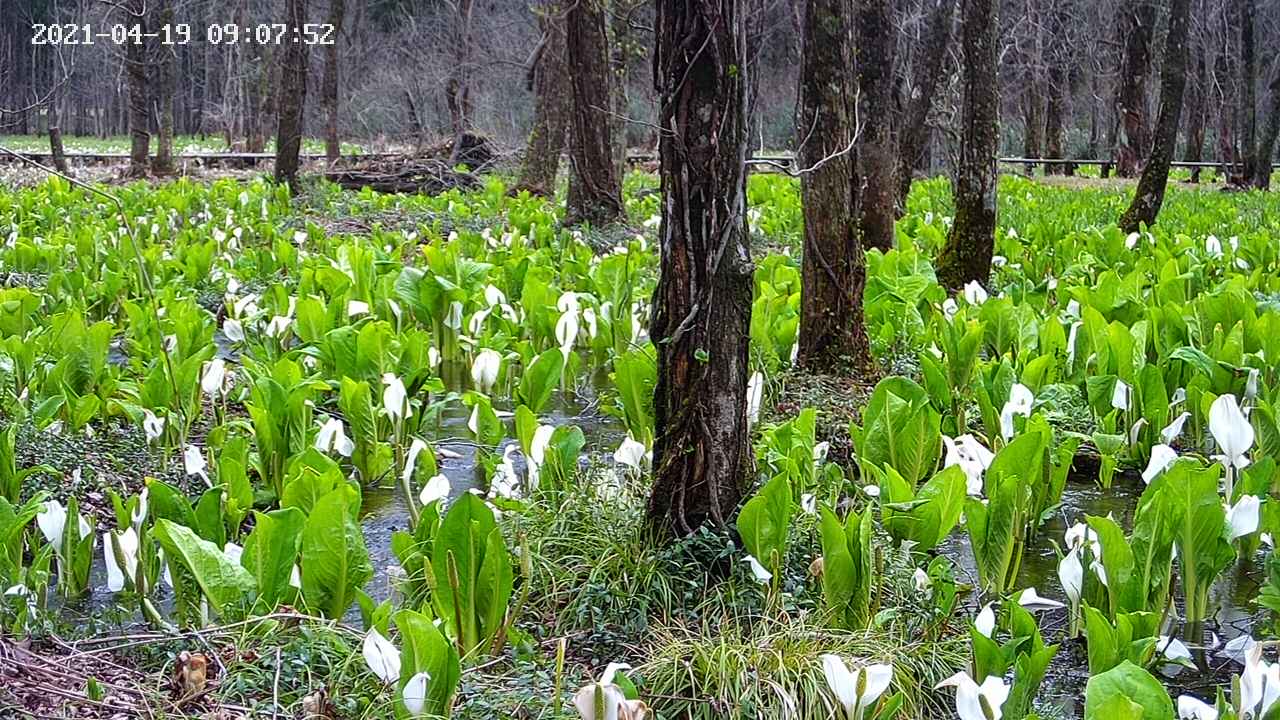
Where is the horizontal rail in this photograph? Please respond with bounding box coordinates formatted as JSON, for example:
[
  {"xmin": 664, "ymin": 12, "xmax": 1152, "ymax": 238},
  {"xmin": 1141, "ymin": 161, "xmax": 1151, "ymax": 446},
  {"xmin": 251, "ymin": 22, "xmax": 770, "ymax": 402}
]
[{"xmin": 0, "ymin": 151, "xmax": 399, "ymax": 163}]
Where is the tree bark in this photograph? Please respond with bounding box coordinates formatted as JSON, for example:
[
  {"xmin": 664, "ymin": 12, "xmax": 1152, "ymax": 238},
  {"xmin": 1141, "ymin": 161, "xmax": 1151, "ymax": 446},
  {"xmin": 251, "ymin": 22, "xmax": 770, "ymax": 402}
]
[
  {"xmin": 896, "ymin": 0, "xmax": 955, "ymax": 208},
  {"xmin": 609, "ymin": 1, "xmax": 634, "ymax": 179},
  {"xmin": 274, "ymin": 0, "xmax": 309, "ymax": 188},
  {"xmin": 1021, "ymin": 83, "xmax": 1043, "ymax": 175},
  {"xmin": 447, "ymin": 0, "xmax": 476, "ymax": 163},
  {"xmin": 648, "ymin": 0, "xmax": 752, "ymax": 537},
  {"xmin": 1240, "ymin": 0, "xmax": 1258, "ymax": 184},
  {"xmin": 935, "ymin": 0, "xmax": 999, "ymax": 291},
  {"xmin": 47, "ymin": 97, "xmax": 70, "ymax": 176},
  {"xmin": 1252, "ymin": 71, "xmax": 1280, "ymax": 190},
  {"xmin": 124, "ymin": 0, "xmax": 150, "ymax": 178},
  {"xmin": 152, "ymin": 0, "xmax": 176, "ymax": 175},
  {"xmin": 515, "ymin": 1, "xmax": 572, "ymax": 197},
  {"xmin": 854, "ymin": 0, "xmax": 897, "ymax": 252},
  {"xmin": 322, "ymin": 0, "xmax": 346, "ymax": 163},
  {"xmin": 1119, "ymin": 0, "xmax": 1191, "ymax": 233},
  {"xmin": 796, "ymin": 0, "xmax": 871, "ymax": 373},
  {"xmin": 565, "ymin": 0, "xmax": 623, "ymax": 226},
  {"xmin": 1185, "ymin": 45, "xmax": 1207, "ymax": 183},
  {"xmin": 1114, "ymin": 2, "xmax": 1156, "ymax": 177}
]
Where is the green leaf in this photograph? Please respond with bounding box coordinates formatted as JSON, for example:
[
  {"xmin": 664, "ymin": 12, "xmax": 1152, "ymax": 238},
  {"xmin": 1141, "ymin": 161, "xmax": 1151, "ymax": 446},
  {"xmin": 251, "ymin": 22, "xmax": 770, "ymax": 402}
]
[
  {"xmin": 301, "ymin": 485, "xmax": 373, "ymax": 619},
  {"xmin": 1083, "ymin": 660, "xmax": 1174, "ymax": 720},
  {"xmin": 241, "ymin": 507, "xmax": 306, "ymax": 611},
  {"xmin": 153, "ymin": 519, "xmax": 255, "ymax": 619}
]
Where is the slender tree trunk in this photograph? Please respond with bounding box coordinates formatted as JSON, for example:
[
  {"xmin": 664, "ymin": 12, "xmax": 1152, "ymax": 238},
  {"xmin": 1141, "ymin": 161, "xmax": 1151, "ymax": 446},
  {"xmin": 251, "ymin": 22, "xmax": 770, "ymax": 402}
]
[
  {"xmin": 1119, "ymin": 0, "xmax": 1191, "ymax": 232},
  {"xmin": 1021, "ymin": 83, "xmax": 1043, "ymax": 175},
  {"xmin": 447, "ymin": 0, "xmax": 476, "ymax": 163},
  {"xmin": 322, "ymin": 0, "xmax": 346, "ymax": 163},
  {"xmin": 935, "ymin": 0, "xmax": 999, "ymax": 291},
  {"xmin": 152, "ymin": 0, "xmax": 176, "ymax": 174},
  {"xmin": 124, "ymin": 0, "xmax": 150, "ymax": 178},
  {"xmin": 1240, "ymin": 0, "xmax": 1258, "ymax": 184},
  {"xmin": 1253, "ymin": 72, "xmax": 1280, "ymax": 190},
  {"xmin": 796, "ymin": 0, "xmax": 870, "ymax": 373},
  {"xmin": 47, "ymin": 97, "xmax": 70, "ymax": 176},
  {"xmin": 1044, "ymin": 78, "xmax": 1067, "ymax": 174},
  {"xmin": 565, "ymin": 0, "xmax": 623, "ymax": 226},
  {"xmin": 1114, "ymin": 2, "xmax": 1156, "ymax": 177},
  {"xmin": 609, "ymin": 1, "xmax": 633, "ymax": 178},
  {"xmin": 854, "ymin": 0, "xmax": 897, "ymax": 252},
  {"xmin": 516, "ymin": 1, "xmax": 572, "ymax": 197},
  {"xmin": 275, "ymin": 0, "xmax": 309, "ymax": 188},
  {"xmin": 648, "ymin": 0, "xmax": 752, "ymax": 537},
  {"xmin": 1186, "ymin": 46, "xmax": 1207, "ymax": 183},
  {"xmin": 896, "ymin": 0, "xmax": 956, "ymax": 209}
]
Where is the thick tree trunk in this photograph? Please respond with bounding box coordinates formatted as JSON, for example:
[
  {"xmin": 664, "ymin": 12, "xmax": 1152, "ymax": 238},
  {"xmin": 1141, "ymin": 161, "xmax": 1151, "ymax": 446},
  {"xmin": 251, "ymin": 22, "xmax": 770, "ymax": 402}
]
[
  {"xmin": 1044, "ymin": 78, "xmax": 1067, "ymax": 174},
  {"xmin": 274, "ymin": 0, "xmax": 309, "ymax": 188},
  {"xmin": 1119, "ymin": 0, "xmax": 1191, "ymax": 233},
  {"xmin": 124, "ymin": 0, "xmax": 150, "ymax": 178},
  {"xmin": 447, "ymin": 0, "xmax": 476, "ymax": 163},
  {"xmin": 322, "ymin": 0, "xmax": 346, "ymax": 163},
  {"xmin": 152, "ymin": 0, "xmax": 176, "ymax": 175},
  {"xmin": 515, "ymin": 2, "xmax": 571, "ymax": 197},
  {"xmin": 1253, "ymin": 72, "xmax": 1280, "ymax": 190},
  {"xmin": 648, "ymin": 0, "xmax": 752, "ymax": 537},
  {"xmin": 1114, "ymin": 2, "xmax": 1156, "ymax": 177},
  {"xmin": 565, "ymin": 0, "xmax": 623, "ymax": 226},
  {"xmin": 854, "ymin": 0, "xmax": 897, "ymax": 252},
  {"xmin": 896, "ymin": 0, "xmax": 955, "ymax": 208},
  {"xmin": 935, "ymin": 0, "xmax": 999, "ymax": 291},
  {"xmin": 796, "ymin": 0, "xmax": 871, "ymax": 373},
  {"xmin": 1240, "ymin": 0, "xmax": 1258, "ymax": 184}
]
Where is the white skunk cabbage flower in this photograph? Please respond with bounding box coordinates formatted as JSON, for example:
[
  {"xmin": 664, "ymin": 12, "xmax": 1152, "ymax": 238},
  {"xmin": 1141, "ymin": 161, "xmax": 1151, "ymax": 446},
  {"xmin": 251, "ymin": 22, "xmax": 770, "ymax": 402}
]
[
  {"xmin": 820, "ymin": 654, "xmax": 893, "ymax": 720},
  {"xmin": 471, "ymin": 349, "xmax": 501, "ymax": 394},
  {"xmin": 935, "ymin": 671, "xmax": 1011, "ymax": 720},
  {"xmin": 1209, "ymin": 394, "xmax": 1254, "ymax": 470},
  {"xmin": 362, "ymin": 629, "xmax": 401, "ymax": 685}
]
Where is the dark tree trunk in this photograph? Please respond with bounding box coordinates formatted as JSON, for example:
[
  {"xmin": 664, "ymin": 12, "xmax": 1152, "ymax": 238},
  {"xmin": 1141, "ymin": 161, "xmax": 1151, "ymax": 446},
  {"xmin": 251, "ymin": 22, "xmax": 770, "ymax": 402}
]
[
  {"xmin": 1119, "ymin": 0, "xmax": 1191, "ymax": 233},
  {"xmin": 47, "ymin": 98, "xmax": 70, "ymax": 176},
  {"xmin": 609, "ymin": 1, "xmax": 633, "ymax": 178},
  {"xmin": 1240, "ymin": 0, "xmax": 1258, "ymax": 184},
  {"xmin": 322, "ymin": 0, "xmax": 346, "ymax": 163},
  {"xmin": 1021, "ymin": 83, "xmax": 1043, "ymax": 175},
  {"xmin": 648, "ymin": 0, "xmax": 752, "ymax": 537},
  {"xmin": 1253, "ymin": 72, "xmax": 1280, "ymax": 190},
  {"xmin": 935, "ymin": 0, "xmax": 999, "ymax": 291},
  {"xmin": 1042, "ymin": 0, "xmax": 1071, "ymax": 176},
  {"xmin": 275, "ymin": 0, "xmax": 309, "ymax": 188},
  {"xmin": 854, "ymin": 0, "xmax": 897, "ymax": 252},
  {"xmin": 447, "ymin": 0, "xmax": 476, "ymax": 163},
  {"xmin": 796, "ymin": 0, "xmax": 871, "ymax": 373},
  {"xmin": 515, "ymin": 1, "xmax": 571, "ymax": 197},
  {"xmin": 896, "ymin": 0, "xmax": 955, "ymax": 208},
  {"xmin": 1044, "ymin": 79, "xmax": 1067, "ymax": 174},
  {"xmin": 152, "ymin": 0, "xmax": 176, "ymax": 175},
  {"xmin": 565, "ymin": 0, "xmax": 623, "ymax": 226},
  {"xmin": 1185, "ymin": 46, "xmax": 1207, "ymax": 183},
  {"xmin": 1114, "ymin": 2, "xmax": 1156, "ymax": 177},
  {"xmin": 124, "ymin": 0, "xmax": 150, "ymax": 178}
]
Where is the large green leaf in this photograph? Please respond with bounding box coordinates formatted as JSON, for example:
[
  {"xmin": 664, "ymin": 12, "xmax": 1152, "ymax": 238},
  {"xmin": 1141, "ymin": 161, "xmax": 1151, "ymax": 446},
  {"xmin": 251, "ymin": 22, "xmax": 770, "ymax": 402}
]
[
  {"xmin": 515, "ymin": 348, "xmax": 564, "ymax": 414},
  {"xmin": 301, "ymin": 485, "xmax": 373, "ymax": 619},
  {"xmin": 1083, "ymin": 660, "xmax": 1173, "ymax": 720},
  {"xmin": 394, "ymin": 609, "xmax": 462, "ymax": 718},
  {"xmin": 241, "ymin": 507, "xmax": 306, "ymax": 611},
  {"xmin": 737, "ymin": 474, "xmax": 792, "ymax": 572},
  {"xmin": 153, "ymin": 519, "xmax": 255, "ymax": 619}
]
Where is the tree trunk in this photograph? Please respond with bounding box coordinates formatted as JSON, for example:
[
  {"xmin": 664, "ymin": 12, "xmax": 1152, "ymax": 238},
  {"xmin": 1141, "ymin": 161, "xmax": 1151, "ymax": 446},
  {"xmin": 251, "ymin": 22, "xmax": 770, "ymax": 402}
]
[
  {"xmin": 896, "ymin": 0, "xmax": 955, "ymax": 208},
  {"xmin": 1252, "ymin": 72, "xmax": 1280, "ymax": 190},
  {"xmin": 447, "ymin": 0, "xmax": 476, "ymax": 163},
  {"xmin": 1021, "ymin": 83, "xmax": 1043, "ymax": 175},
  {"xmin": 564, "ymin": 0, "xmax": 623, "ymax": 226},
  {"xmin": 322, "ymin": 0, "xmax": 346, "ymax": 163},
  {"xmin": 124, "ymin": 0, "xmax": 150, "ymax": 178},
  {"xmin": 1044, "ymin": 78, "xmax": 1067, "ymax": 174},
  {"xmin": 854, "ymin": 0, "xmax": 897, "ymax": 252},
  {"xmin": 1114, "ymin": 2, "xmax": 1156, "ymax": 177},
  {"xmin": 152, "ymin": 0, "xmax": 176, "ymax": 175},
  {"xmin": 1119, "ymin": 0, "xmax": 1191, "ymax": 233},
  {"xmin": 1240, "ymin": 0, "xmax": 1258, "ymax": 185},
  {"xmin": 275, "ymin": 0, "xmax": 309, "ymax": 188},
  {"xmin": 47, "ymin": 97, "xmax": 70, "ymax": 176},
  {"xmin": 609, "ymin": 1, "xmax": 633, "ymax": 178},
  {"xmin": 796, "ymin": 0, "xmax": 871, "ymax": 373},
  {"xmin": 1185, "ymin": 46, "xmax": 1207, "ymax": 183},
  {"xmin": 515, "ymin": 1, "xmax": 571, "ymax": 197},
  {"xmin": 648, "ymin": 0, "xmax": 752, "ymax": 537},
  {"xmin": 935, "ymin": 0, "xmax": 999, "ymax": 291}
]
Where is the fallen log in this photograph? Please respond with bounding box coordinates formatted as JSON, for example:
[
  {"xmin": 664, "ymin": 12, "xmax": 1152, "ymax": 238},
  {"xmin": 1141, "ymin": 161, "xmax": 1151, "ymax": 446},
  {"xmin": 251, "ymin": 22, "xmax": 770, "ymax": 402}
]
[{"xmin": 323, "ymin": 156, "xmax": 479, "ymax": 194}]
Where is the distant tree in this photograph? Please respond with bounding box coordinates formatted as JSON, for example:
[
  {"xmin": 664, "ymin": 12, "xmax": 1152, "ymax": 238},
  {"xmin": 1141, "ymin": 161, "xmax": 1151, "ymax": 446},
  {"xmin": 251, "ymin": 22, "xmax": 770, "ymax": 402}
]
[
  {"xmin": 896, "ymin": 0, "xmax": 955, "ymax": 208},
  {"xmin": 275, "ymin": 0, "xmax": 309, "ymax": 187},
  {"xmin": 123, "ymin": 0, "xmax": 150, "ymax": 178},
  {"xmin": 935, "ymin": 0, "xmax": 999, "ymax": 290},
  {"xmin": 854, "ymin": 0, "xmax": 897, "ymax": 252},
  {"xmin": 1119, "ymin": 0, "xmax": 1192, "ymax": 232},
  {"xmin": 152, "ymin": 0, "xmax": 177, "ymax": 174},
  {"xmin": 1114, "ymin": 2, "xmax": 1157, "ymax": 177},
  {"xmin": 565, "ymin": 0, "xmax": 623, "ymax": 226},
  {"xmin": 447, "ymin": 0, "xmax": 476, "ymax": 163},
  {"xmin": 648, "ymin": 0, "xmax": 752, "ymax": 536},
  {"xmin": 322, "ymin": 0, "xmax": 347, "ymax": 163},
  {"xmin": 515, "ymin": 1, "xmax": 571, "ymax": 197},
  {"xmin": 1240, "ymin": 0, "xmax": 1258, "ymax": 185},
  {"xmin": 795, "ymin": 0, "xmax": 871, "ymax": 373},
  {"xmin": 1253, "ymin": 72, "xmax": 1280, "ymax": 190}
]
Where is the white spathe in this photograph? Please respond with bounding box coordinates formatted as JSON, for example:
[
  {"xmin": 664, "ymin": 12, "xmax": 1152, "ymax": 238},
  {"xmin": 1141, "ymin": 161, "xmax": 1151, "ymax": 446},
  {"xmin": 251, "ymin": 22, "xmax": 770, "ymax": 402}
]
[
  {"xmin": 403, "ymin": 671, "xmax": 431, "ymax": 716},
  {"xmin": 1209, "ymin": 394, "xmax": 1254, "ymax": 470},
  {"xmin": 746, "ymin": 372, "xmax": 764, "ymax": 426},
  {"xmin": 362, "ymin": 629, "xmax": 401, "ymax": 685},
  {"xmin": 999, "ymin": 384, "xmax": 1034, "ymax": 440},
  {"xmin": 1162, "ymin": 412, "xmax": 1191, "ymax": 444},
  {"xmin": 1142, "ymin": 444, "xmax": 1179, "ymax": 484},
  {"xmin": 315, "ymin": 416, "xmax": 355, "ymax": 457},
  {"xmin": 975, "ymin": 603, "xmax": 996, "ymax": 638},
  {"xmin": 184, "ymin": 444, "xmax": 209, "ymax": 484},
  {"xmin": 744, "ymin": 555, "xmax": 773, "ymax": 584},
  {"xmin": 935, "ymin": 671, "xmax": 1011, "ymax": 720},
  {"xmin": 1017, "ymin": 587, "xmax": 1065, "ymax": 612},
  {"xmin": 1111, "ymin": 379, "xmax": 1131, "ymax": 410},
  {"xmin": 471, "ymin": 349, "xmax": 501, "ymax": 394},
  {"xmin": 1059, "ymin": 548, "xmax": 1083, "ymax": 604},
  {"xmin": 613, "ymin": 437, "xmax": 648, "ymax": 470},
  {"xmin": 962, "ymin": 281, "xmax": 988, "ymax": 305},
  {"xmin": 1176, "ymin": 695, "xmax": 1218, "ymax": 720},
  {"xmin": 419, "ymin": 474, "xmax": 451, "ymax": 507},
  {"xmin": 200, "ymin": 358, "xmax": 226, "ymax": 396},
  {"xmin": 1227, "ymin": 495, "xmax": 1261, "ymax": 540},
  {"xmin": 142, "ymin": 409, "xmax": 165, "ymax": 443},
  {"xmin": 820, "ymin": 654, "xmax": 893, "ymax": 720},
  {"xmin": 382, "ymin": 373, "xmax": 411, "ymax": 420},
  {"xmin": 103, "ymin": 527, "xmax": 140, "ymax": 593},
  {"xmin": 943, "ymin": 434, "xmax": 996, "ymax": 496}
]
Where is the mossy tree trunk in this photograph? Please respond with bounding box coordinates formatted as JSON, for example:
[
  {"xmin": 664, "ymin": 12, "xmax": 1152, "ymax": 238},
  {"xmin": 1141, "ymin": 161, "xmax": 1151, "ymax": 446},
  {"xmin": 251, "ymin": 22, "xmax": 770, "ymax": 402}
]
[
  {"xmin": 516, "ymin": 1, "xmax": 571, "ymax": 197},
  {"xmin": 1119, "ymin": 0, "xmax": 1191, "ymax": 233},
  {"xmin": 796, "ymin": 0, "xmax": 871, "ymax": 374},
  {"xmin": 565, "ymin": 0, "xmax": 623, "ymax": 226},
  {"xmin": 648, "ymin": 0, "xmax": 752, "ymax": 537},
  {"xmin": 935, "ymin": 0, "xmax": 999, "ymax": 291}
]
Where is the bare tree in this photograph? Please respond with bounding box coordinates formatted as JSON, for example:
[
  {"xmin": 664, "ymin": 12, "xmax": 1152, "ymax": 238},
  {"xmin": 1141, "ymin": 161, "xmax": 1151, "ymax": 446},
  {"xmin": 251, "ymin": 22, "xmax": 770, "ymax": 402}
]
[
  {"xmin": 896, "ymin": 0, "xmax": 955, "ymax": 206},
  {"xmin": 565, "ymin": 0, "xmax": 623, "ymax": 226},
  {"xmin": 1120, "ymin": 0, "xmax": 1192, "ymax": 232},
  {"xmin": 447, "ymin": 0, "xmax": 477, "ymax": 162},
  {"xmin": 152, "ymin": 0, "xmax": 177, "ymax": 174},
  {"xmin": 1240, "ymin": 0, "xmax": 1259, "ymax": 184},
  {"xmin": 123, "ymin": 0, "xmax": 150, "ymax": 178},
  {"xmin": 322, "ymin": 0, "xmax": 347, "ymax": 163},
  {"xmin": 935, "ymin": 0, "xmax": 999, "ymax": 290},
  {"xmin": 648, "ymin": 0, "xmax": 752, "ymax": 536},
  {"xmin": 1249, "ymin": 69, "xmax": 1280, "ymax": 189},
  {"xmin": 796, "ymin": 0, "xmax": 871, "ymax": 373},
  {"xmin": 275, "ymin": 0, "xmax": 309, "ymax": 187},
  {"xmin": 855, "ymin": 0, "xmax": 898, "ymax": 252},
  {"xmin": 516, "ymin": 1, "xmax": 571, "ymax": 197}
]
